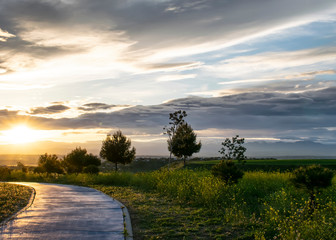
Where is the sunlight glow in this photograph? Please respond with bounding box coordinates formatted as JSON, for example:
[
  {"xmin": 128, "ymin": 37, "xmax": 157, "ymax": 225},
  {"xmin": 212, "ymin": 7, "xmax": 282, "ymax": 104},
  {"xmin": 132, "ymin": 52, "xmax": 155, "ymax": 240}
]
[{"xmin": 1, "ymin": 125, "xmax": 45, "ymax": 144}]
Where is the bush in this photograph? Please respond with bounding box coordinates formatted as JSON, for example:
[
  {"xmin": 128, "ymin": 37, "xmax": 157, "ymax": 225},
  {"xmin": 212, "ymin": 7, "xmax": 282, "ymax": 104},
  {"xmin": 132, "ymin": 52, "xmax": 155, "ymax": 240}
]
[
  {"xmin": 83, "ymin": 165, "xmax": 100, "ymax": 174},
  {"xmin": 291, "ymin": 164, "xmax": 334, "ymax": 212},
  {"xmin": 63, "ymin": 147, "xmax": 101, "ymax": 173},
  {"xmin": 0, "ymin": 167, "xmax": 11, "ymax": 180},
  {"xmin": 36, "ymin": 153, "xmax": 64, "ymax": 174},
  {"xmin": 291, "ymin": 164, "xmax": 334, "ymax": 191},
  {"xmin": 211, "ymin": 160, "xmax": 244, "ymax": 184}
]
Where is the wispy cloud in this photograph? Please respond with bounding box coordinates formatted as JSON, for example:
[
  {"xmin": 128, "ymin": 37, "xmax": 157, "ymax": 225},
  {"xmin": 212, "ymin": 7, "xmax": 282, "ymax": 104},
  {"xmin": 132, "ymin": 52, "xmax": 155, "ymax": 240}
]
[{"xmin": 157, "ymin": 74, "xmax": 196, "ymax": 82}]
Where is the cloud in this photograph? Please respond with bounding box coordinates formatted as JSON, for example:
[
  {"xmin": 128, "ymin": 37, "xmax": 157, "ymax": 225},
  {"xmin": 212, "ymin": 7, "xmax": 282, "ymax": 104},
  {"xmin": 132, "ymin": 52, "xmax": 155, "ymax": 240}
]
[
  {"xmin": 1, "ymin": 87, "xmax": 336, "ymax": 145},
  {"xmin": 209, "ymin": 47, "xmax": 336, "ymax": 81},
  {"xmin": 0, "ymin": 28, "xmax": 15, "ymax": 42},
  {"xmin": 0, "ymin": 0, "xmax": 336, "ymax": 88},
  {"xmin": 6, "ymin": 87, "xmax": 333, "ymax": 136},
  {"xmin": 156, "ymin": 74, "xmax": 196, "ymax": 82},
  {"xmin": 29, "ymin": 105, "xmax": 70, "ymax": 115},
  {"xmin": 78, "ymin": 103, "xmax": 131, "ymax": 112}
]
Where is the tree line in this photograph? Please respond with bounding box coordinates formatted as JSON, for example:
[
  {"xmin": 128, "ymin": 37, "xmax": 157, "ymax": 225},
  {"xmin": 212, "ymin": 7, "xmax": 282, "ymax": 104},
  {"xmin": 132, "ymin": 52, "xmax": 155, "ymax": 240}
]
[{"xmin": 35, "ymin": 110, "xmax": 246, "ymax": 174}]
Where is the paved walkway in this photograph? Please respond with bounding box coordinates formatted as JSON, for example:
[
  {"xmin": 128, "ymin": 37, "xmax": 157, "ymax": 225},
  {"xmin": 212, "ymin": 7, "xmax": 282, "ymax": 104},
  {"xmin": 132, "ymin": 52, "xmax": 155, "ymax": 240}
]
[{"xmin": 0, "ymin": 183, "xmax": 131, "ymax": 240}]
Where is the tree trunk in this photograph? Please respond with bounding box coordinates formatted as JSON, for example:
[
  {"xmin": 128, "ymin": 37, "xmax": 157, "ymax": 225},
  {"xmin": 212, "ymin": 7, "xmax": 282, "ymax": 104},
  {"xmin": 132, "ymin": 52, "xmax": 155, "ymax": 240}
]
[
  {"xmin": 115, "ymin": 162, "xmax": 118, "ymax": 172},
  {"xmin": 168, "ymin": 152, "xmax": 172, "ymax": 171},
  {"xmin": 183, "ymin": 157, "xmax": 186, "ymax": 166}
]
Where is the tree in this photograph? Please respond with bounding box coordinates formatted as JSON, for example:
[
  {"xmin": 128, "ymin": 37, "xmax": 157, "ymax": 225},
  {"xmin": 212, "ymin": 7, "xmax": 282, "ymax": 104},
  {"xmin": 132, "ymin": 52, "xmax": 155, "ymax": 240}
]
[
  {"xmin": 163, "ymin": 110, "xmax": 187, "ymax": 169},
  {"xmin": 219, "ymin": 135, "xmax": 246, "ymax": 163},
  {"xmin": 171, "ymin": 123, "xmax": 201, "ymax": 166},
  {"xmin": 291, "ymin": 165, "xmax": 334, "ymax": 213},
  {"xmin": 63, "ymin": 147, "xmax": 101, "ymax": 174},
  {"xmin": 35, "ymin": 153, "xmax": 64, "ymax": 174},
  {"xmin": 100, "ymin": 130, "xmax": 136, "ymax": 171},
  {"xmin": 17, "ymin": 162, "xmax": 27, "ymax": 173}
]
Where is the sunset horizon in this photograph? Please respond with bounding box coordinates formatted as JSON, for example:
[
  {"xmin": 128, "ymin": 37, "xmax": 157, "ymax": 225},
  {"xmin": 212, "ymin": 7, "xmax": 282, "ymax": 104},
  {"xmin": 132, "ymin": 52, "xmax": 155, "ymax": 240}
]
[{"xmin": 1, "ymin": 0, "xmax": 336, "ymax": 158}]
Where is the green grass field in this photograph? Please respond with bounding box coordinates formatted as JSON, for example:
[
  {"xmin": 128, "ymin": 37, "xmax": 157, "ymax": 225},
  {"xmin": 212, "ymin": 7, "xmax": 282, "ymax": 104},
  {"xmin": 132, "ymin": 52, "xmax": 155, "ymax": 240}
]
[
  {"xmin": 191, "ymin": 159, "xmax": 336, "ymax": 165},
  {"xmin": 3, "ymin": 167, "xmax": 336, "ymax": 239},
  {"xmin": 0, "ymin": 183, "xmax": 32, "ymax": 223},
  {"xmin": 188, "ymin": 159, "xmax": 336, "ymax": 172}
]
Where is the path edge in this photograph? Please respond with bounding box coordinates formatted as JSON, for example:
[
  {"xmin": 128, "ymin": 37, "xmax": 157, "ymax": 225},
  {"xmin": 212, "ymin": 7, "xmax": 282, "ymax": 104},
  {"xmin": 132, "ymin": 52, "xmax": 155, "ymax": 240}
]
[
  {"xmin": 0, "ymin": 182, "xmax": 36, "ymax": 227},
  {"xmin": 90, "ymin": 187, "xmax": 134, "ymax": 240}
]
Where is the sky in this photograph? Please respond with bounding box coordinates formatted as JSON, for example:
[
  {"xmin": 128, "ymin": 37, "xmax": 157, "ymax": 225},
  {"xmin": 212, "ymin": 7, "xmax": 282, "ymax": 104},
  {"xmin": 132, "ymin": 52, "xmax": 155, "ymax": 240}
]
[{"xmin": 0, "ymin": 0, "xmax": 336, "ymax": 157}]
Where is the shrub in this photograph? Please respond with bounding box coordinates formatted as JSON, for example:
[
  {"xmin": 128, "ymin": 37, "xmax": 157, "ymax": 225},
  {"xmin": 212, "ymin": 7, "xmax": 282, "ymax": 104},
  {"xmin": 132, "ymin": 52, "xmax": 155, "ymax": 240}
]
[
  {"xmin": 0, "ymin": 167, "xmax": 11, "ymax": 180},
  {"xmin": 36, "ymin": 153, "xmax": 64, "ymax": 174},
  {"xmin": 63, "ymin": 147, "xmax": 101, "ymax": 173},
  {"xmin": 83, "ymin": 165, "xmax": 100, "ymax": 174},
  {"xmin": 291, "ymin": 164, "xmax": 334, "ymax": 212},
  {"xmin": 211, "ymin": 160, "xmax": 244, "ymax": 184}
]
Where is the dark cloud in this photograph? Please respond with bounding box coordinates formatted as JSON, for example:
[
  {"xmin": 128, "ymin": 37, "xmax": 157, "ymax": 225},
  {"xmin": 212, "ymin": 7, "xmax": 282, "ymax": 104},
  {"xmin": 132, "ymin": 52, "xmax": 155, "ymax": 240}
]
[
  {"xmin": 29, "ymin": 104, "xmax": 70, "ymax": 115},
  {"xmin": 78, "ymin": 103, "xmax": 131, "ymax": 111},
  {"xmin": 27, "ymin": 87, "xmax": 336, "ymax": 134},
  {"xmin": 0, "ymin": 87, "xmax": 336, "ymax": 143}
]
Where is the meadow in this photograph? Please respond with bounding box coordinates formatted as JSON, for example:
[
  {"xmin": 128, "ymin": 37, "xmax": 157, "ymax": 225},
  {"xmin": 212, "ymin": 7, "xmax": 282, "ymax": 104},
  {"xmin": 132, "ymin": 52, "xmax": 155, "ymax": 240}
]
[
  {"xmin": 188, "ymin": 158, "xmax": 336, "ymax": 171},
  {"xmin": 0, "ymin": 183, "xmax": 32, "ymax": 223},
  {"xmin": 2, "ymin": 162, "xmax": 336, "ymax": 239}
]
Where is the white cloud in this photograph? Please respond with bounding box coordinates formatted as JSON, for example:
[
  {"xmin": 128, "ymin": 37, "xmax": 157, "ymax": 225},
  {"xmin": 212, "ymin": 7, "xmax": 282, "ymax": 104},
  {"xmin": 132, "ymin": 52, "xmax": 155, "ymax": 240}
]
[
  {"xmin": 207, "ymin": 47, "xmax": 336, "ymax": 83},
  {"xmin": 0, "ymin": 28, "xmax": 15, "ymax": 42},
  {"xmin": 156, "ymin": 74, "xmax": 196, "ymax": 82}
]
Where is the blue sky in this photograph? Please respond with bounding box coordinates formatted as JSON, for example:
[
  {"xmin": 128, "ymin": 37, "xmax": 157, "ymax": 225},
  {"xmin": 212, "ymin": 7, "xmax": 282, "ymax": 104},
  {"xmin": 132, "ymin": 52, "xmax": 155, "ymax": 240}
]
[{"xmin": 0, "ymin": 0, "xmax": 336, "ymax": 156}]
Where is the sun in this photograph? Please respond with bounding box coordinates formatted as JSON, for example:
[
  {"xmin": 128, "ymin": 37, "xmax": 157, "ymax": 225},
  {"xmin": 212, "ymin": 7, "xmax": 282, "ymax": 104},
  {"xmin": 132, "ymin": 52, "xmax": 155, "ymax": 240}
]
[{"xmin": 2, "ymin": 125, "xmax": 43, "ymax": 144}]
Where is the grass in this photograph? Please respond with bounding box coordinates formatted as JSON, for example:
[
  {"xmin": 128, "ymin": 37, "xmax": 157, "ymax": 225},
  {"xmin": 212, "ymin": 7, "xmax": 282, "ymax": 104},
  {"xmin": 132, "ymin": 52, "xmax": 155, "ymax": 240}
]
[
  {"xmin": 188, "ymin": 159, "xmax": 336, "ymax": 171},
  {"xmin": 3, "ymin": 167, "xmax": 336, "ymax": 239},
  {"xmin": 0, "ymin": 183, "xmax": 32, "ymax": 223}
]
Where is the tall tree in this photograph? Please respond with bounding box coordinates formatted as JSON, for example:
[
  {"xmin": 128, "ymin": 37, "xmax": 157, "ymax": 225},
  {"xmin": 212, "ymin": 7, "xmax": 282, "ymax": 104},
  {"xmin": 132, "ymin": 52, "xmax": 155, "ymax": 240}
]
[
  {"xmin": 219, "ymin": 135, "xmax": 246, "ymax": 163},
  {"xmin": 171, "ymin": 123, "xmax": 201, "ymax": 166},
  {"xmin": 100, "ymin": 130, "xmax": 136, "ymax": 171},
  {"xmin": 163, "ymin": 110, "xmax": 187, "ymax": 169}
]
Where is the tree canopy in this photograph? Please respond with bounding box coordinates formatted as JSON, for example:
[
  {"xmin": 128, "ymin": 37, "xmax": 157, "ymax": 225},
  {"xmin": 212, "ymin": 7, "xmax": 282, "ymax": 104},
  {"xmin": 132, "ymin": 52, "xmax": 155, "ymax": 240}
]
[
  {"xmin": 163, "ymin": 110, "xmax": 187, "ymax": 168},
  {"xmin": 35, "ymin": 153, "xmax": 64, "ymax": 174},
  {"xmin": 171, "ymin": 123, "xmax": 201, "ymax": 165},
  {"xmin": 63, "ymin": 147, "xmax": 101, "ymax": 174},
  {"xmin": 100, "ymin": 130, "xmax": 136, "ymax": 171},
  {"xmin": 219, "ymin": 135, "xmax": 246, "ymax": 163}
]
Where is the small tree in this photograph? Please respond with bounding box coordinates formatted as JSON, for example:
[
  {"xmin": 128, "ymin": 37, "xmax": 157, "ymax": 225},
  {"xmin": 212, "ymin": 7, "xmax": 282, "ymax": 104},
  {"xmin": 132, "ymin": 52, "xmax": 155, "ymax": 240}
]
[
  {"xmin": 292, "ymin": 165, "xmax": 334, "ymax": 213},
  {"xmin": 100, "ymin": 130, "xmax": 136, "ymax": 171},
  {"xmin": 163, "ymin": 110, "xmax": 187, "ymax": 169},
  {"xmin": 170, "ymin": 123, "xmax": 201, "ymax": 166},
  {"xmin": 219, "ymin": 135, "xmax": 246, "ymax": 163},
  {"xmin": 212, "ymin": 160, "xmax": 244, "ymax": 184},
  {"xmin": 17, "ymin": 162, "xmax": 28, "ymax": 173},
  {"xmin": 63, "ymin": 147, "xmax": 101, "ymax": 174},
  {"xmin": 35, "ymin": 153, "xmax": 64, "ymax": 174}
]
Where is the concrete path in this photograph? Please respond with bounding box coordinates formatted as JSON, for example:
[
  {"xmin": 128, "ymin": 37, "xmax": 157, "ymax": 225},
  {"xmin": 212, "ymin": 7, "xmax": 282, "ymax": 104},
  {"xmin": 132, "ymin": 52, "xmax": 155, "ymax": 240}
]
[{"xmin": 0, "ymin": 183, "xmax": 132, "ymax": 240}]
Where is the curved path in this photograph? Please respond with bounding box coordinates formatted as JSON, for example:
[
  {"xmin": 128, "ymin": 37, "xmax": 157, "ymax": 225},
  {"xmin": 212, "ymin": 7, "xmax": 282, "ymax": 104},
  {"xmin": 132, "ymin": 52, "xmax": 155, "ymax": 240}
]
[{"xmin": 0, "ymin": 183, "xmax": 132, "ymax": 240}]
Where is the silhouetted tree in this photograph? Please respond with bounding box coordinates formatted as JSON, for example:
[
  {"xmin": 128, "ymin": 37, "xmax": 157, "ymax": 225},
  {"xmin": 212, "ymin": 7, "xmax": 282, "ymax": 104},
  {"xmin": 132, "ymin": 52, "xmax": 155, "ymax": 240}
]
[
  {"xmin": 292, "ymin": 165, "xmax": 334, "ymax": 213},
  {"xmin": 171, "ymin": 123, "xmax": 201, "ymax": 166},
  {"xmin": 163, "ymin": 110, "xmax": 187, "ymax": 169},
  {"xmin": 63, "ymin": 147, "xmax": 101, "ymax": 174},
  {"xmin": 100, "ymin": 130, "xmax": 136, "ymax": 171},
  {"xmin": 17, "ymin": 161, "xmax": 27, "ymax": 173},
  {"xmin": 35, "ymin": 153, "xmax": 64, "ymax": 174},
  {"xmin": 219, "ymin": 135, "xmax": 246, "ymax": 163}
]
